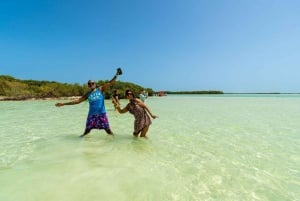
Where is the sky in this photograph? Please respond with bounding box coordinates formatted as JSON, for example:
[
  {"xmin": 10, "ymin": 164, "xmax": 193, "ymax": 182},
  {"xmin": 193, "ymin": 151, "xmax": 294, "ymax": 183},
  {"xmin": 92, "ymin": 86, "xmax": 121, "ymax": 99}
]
[{"xmin": 1, "ymin": 0, "xmax": 300, "ymax": 93}]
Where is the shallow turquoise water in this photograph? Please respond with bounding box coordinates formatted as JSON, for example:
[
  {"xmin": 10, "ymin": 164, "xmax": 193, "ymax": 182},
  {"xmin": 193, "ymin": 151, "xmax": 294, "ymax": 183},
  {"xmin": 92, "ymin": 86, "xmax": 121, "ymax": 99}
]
[{"xmin": 0, "ymin": 95, "xmax": 299, "ymax": 201}]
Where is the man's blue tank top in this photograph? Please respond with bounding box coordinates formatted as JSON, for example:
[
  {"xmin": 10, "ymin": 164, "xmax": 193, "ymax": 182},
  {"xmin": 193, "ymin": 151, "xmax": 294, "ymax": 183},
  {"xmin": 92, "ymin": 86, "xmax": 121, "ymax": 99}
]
[{"xmin": 88, "ymin": 88, "xmax": 106, "ymax": 115}]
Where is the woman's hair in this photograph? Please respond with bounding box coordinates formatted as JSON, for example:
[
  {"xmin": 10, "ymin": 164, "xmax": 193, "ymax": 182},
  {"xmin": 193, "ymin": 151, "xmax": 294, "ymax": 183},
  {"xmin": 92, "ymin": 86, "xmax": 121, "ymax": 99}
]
[{"xmin": 125, "ymin": 89, "xmax": 135, "ymax": 98}]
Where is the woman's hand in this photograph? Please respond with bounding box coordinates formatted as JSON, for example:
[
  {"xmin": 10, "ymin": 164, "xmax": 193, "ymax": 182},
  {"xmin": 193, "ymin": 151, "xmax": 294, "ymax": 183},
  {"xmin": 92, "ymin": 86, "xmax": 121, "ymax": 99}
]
[
  {"xmin": 113, "ymin": 102, "xmax": 120, "ymax": 109},
  {"xmin": 151, "ymin": 114, "xmax": 158, "ymax": 119}
]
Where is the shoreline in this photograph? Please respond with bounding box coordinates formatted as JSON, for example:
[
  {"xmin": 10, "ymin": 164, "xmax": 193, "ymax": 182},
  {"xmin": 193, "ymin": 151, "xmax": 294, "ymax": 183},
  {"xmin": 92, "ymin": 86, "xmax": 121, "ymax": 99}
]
[
  {"xmin": 2, "ymin": 93, "xmax": 300, "ymax": 101},
  {"xmin": 0, "ymin": 96, "xmax": 81, "ymax": 101}
]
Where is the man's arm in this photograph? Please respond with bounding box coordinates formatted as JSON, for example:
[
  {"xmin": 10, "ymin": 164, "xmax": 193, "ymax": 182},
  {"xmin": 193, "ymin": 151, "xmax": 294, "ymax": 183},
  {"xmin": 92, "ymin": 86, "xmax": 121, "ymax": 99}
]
[
  {"xmin": 55, "ymin": 94, "xmax": 88, "ymax": 107},
  {"xmin": 100, "ymin": 68, "xmax": 121, "ymax": 92},
  {"xmin": 101, "ymin": 74, "xmax": 118, "ymax": 92}
]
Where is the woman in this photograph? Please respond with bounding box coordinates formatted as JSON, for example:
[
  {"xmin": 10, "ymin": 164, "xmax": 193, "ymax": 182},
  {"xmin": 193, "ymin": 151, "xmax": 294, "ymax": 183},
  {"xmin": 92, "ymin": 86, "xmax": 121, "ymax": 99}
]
[
  {"xmin": 111, "ymin": 89, "xmax": 120, "ymax": 110},
  {"xmin": 55, "ymin": 68, "xmax": 122, "ymax": 137},
  {"xmin": 113, "ymin": 89, "xmax": 158, "ymax": 138}
]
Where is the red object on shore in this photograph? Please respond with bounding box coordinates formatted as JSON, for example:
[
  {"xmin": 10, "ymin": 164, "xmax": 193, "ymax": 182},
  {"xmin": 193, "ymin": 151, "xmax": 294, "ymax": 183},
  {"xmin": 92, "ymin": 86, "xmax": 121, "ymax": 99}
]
[{"xmin": 157, "ymin": 91, "xmax": 165, "ymax": 96}]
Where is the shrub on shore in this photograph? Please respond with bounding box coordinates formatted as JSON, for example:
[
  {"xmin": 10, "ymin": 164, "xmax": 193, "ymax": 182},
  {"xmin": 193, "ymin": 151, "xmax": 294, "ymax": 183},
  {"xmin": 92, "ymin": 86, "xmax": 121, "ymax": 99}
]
[{"xmin": 0, "ymin": 75, "xmax": 153, "ymax": 100}]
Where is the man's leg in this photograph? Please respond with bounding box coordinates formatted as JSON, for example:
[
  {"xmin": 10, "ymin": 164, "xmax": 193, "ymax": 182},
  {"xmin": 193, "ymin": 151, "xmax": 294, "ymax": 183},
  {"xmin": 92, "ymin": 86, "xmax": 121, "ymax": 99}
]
[
  {"xmin": 105, "ymin": 129, "xmax": 114, "ymax": 135},
  {"xmin": 80, "ymin": 128, "xmax": 91, "ymax": 137}
]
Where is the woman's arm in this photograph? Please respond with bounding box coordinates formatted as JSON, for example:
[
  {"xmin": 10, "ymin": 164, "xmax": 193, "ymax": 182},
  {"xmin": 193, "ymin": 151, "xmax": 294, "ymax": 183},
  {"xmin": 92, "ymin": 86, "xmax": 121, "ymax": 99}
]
[
  {"xmin": 135, "ymin": 98, "xmax": 158, "ymax": 119},
  {"xmin": 114, "ymin": 103, "xmax": 129, "ymax": 114},
  {"xmin": 114, "ymin": 95, "xmax": 120, "ymax": 103}
]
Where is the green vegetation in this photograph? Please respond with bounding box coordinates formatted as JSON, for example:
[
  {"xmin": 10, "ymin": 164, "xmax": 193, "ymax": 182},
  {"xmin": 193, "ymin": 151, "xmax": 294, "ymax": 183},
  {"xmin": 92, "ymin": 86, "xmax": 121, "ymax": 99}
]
[
  {"xmin": 0, "ymin": 75, "xmax": 154, "ymax": 100},
  {"xmin": 0, "ymin": 75, "xmax": 224, "ymax": 100}
]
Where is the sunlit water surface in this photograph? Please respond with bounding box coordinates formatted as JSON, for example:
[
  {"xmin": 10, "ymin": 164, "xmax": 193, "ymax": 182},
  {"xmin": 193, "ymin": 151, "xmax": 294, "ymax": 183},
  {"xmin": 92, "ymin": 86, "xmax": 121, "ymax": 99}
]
[{"xmin": 0, "ymin": 94, "xmax": 299, "ymax": 201}]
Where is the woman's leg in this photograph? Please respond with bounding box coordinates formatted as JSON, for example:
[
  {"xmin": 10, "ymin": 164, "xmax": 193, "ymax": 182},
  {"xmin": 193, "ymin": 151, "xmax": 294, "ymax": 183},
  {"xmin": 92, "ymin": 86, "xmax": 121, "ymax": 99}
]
[
  {"xmin": 133, "ymin": 132, "xmax": 139, "ymax": 137},
  {"xmin": 140, "ymin": 126, "xmax": 149, "ymax": 138}
]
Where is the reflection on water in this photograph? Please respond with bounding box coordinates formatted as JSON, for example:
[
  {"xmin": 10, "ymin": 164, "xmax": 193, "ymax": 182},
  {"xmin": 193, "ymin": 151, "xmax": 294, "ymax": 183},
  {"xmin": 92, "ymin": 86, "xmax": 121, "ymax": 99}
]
[{"xmin": 0, "ymin": 95, "xmax": 300, "ymax": 201}]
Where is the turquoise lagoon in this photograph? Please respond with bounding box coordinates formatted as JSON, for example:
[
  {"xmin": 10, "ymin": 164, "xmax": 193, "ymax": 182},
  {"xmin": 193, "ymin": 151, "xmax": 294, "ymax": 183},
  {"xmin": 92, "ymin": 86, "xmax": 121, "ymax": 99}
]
[{"xmin": 0, "ymin": 94, "xmax": 299, "ymax": 201}]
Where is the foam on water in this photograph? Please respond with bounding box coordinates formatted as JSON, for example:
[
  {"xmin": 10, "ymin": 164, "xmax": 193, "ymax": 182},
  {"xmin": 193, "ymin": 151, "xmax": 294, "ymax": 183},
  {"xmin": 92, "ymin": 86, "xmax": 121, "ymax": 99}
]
[{"xmin": 0, "ymin": 95, "xmax": 299, "ymax": 201}]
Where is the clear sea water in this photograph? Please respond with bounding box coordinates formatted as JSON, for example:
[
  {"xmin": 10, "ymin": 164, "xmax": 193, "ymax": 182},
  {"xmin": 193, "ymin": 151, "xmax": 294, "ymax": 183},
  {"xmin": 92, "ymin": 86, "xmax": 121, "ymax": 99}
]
[{"xmin": 0, "ymin": 94, "xmax": 299, "ymax": 201}]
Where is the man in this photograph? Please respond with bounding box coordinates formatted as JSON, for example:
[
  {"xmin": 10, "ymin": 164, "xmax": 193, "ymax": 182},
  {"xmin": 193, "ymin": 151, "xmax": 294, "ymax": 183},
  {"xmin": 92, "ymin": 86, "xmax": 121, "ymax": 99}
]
[
  {"xmin": 55, "ymin": 68, "xmax": 122, "ymax": 137},
  {"xmin": 139, "ymin": 89, "xmax": 147, "ymax": 103}
]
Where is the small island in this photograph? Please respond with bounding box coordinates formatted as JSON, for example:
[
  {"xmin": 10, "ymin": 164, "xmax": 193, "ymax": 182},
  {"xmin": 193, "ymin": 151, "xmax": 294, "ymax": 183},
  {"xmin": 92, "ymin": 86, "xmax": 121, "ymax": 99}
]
[
  {"xmin": 0, "ymin": 75, "xmax": 225, "ymax": 101},
  {"xmin": 0, "ymin": 75, "xmax": 155, "ymax": 101}
]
